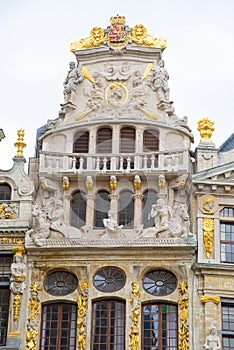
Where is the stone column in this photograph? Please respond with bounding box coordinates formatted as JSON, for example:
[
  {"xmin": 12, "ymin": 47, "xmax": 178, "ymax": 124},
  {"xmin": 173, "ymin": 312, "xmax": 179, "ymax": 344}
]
[
  {"xmin": 85, "ymin": 194, "xmax": 95, "ymax": 228},
  {"xmin": 109, "ymin": 192, "xmax": 119, "ymax": 223},
  {"xmin": 133, "ymin": 192, "xmax": 143, "ymax": 229}
]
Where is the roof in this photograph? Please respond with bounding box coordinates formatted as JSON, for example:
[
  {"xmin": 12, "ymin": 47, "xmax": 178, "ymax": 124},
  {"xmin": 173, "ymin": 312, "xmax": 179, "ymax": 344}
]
[{"xmin": 219, "ymin": 132, "xmax": 234, "ymax": 152}]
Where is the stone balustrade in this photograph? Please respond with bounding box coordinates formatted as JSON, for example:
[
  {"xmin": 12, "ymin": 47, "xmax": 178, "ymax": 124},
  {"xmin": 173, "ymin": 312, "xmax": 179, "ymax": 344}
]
[{"xmin": 39, "ymin": 150, "xmax": 190, "ymax": 173}]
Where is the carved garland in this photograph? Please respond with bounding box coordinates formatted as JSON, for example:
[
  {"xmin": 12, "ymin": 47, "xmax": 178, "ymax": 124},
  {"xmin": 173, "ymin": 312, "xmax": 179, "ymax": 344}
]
[
  {"xmin": 77, "ymin": 280, "xmax": 89, "ymax": 350},
  {"xmin": 129, "ymin": 281, "xmax": 141, "ymax": 350},
  {"xmin": 202, "ymin": 218, "xmax": 214, "ymax": 258},
  {"xmin": 178, "ymin": 281, "xmax": 189, "ymax": 350},
  {"xmin": 25, "ymin": 282, "xmax": 40, "ymax": 350}
]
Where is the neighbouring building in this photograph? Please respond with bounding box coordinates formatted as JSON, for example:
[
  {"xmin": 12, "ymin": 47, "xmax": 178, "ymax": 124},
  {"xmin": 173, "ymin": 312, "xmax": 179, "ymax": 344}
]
[{"xmin": 0, "ymin": 15, "xmax": 233, "ymax": 350}]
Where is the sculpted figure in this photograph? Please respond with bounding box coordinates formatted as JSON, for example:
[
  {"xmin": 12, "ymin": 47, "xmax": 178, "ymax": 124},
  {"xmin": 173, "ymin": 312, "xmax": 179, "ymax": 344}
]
[
  {"xmin": 102, "ymin": 210, "xmax": 124, "ymax": 239},
  {"xmin": 151, "ymin": 60, "xmax": 170, "ymax": 102},
  {"xmin": 203, "ymin": 328, "xmax": 221, "ymax": 350},
  {"xmin": 131, "ymin": 24, "xmax": 167, "ymax": 49},
  {"xmin": 70, "ymin": 27, "xmax": 106, "ymax": 51},
  {"xmin": 63, "ymin": 61, "xmax": 84, "ymax": 104},
  {"xmin": 150, "ymin": 198, "xmax": 172, "ymax": 236},
  {"xmin": 10, "ymin": 254, "xmax": 26, "ymax": 294}
]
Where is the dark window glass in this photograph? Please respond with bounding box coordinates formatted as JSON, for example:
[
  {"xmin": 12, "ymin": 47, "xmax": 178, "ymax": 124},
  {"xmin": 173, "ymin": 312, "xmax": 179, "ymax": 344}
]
[
  {"xmin": 143, "ymin": 129, "xmax": 159, "ymax": 152},
  {"xmin": 40, "ymin": 303, "xmax": 77, "ymax": 350},
  {"xmin": 93, "ymin": 267, "xmax": 126, "ymax": 292},
  {"xmin": 142, "ymin": 303, "xmax": 177, "ymax": 350},
  {"xmin": 0, "ymin": 184, "xmax": 11, "ymax": 201},
  {"xmin": 95, "ymin": 191, "xmax": 110, "ymax": 228},
  {"xmin": 97, "ymin": 128, "xmax": 112, "ymax": 153},
  {"xmin": 71, "ymin": 191, "xmax": 86, "ymax": 228},
  {"xmin": 120, "ymin": 127, "xmax": 135, "ymax": 153},
  {"xmin": 119, "ymin": 191, "xmax": 134, "ymax": 228},
  {"xmin": 0, "ymin": 255, "xmax": 12, "ymax": 346},
  {"xmin": 44, "ymin": 271, "xmax": 78, "ymax": 296},
  {"xmin": 143, "ymin": 270, "xmax": 177, "ymax": 296},
  {"xmin": 91, "ymin": 300, "xmax": 125, "ymax": 350},
  {"xmin": 73, "ymin": 131, "xmax": 89, "ymax": 153},
  {"xmin": 143, "ymin": 190, "xmax": 158, "ymax": 228},
  {"xmin": 222, "ymin": 302, "xmax": 234, "ymax": 349}
]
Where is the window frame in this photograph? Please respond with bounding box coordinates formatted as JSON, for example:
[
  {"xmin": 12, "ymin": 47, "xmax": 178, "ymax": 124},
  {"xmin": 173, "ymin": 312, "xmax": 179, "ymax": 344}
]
[
  {"xmin": 142, "ymin": 302, "xmax": 178, "ymax": 350},
  {"xmin": 91, "ymin": 298, "xmax": 125, "ymax": 350},
  {"xmin": 221, "ymin": 300, "xmax": 234, "ymax": 349},
  {"xmin": 70, "ymin": 190, "xmax": 86, "ymax": 229},
  {"xmin": 0, "ymin": 183, "xmax": 11, "ymax": 201},
  {"xmin": 118, "ymin": 190, "xmax": 134, "ymax": 228},
  {"xmin": 220, "ymin": 207, "xmax": 234, "ymax": 263}
]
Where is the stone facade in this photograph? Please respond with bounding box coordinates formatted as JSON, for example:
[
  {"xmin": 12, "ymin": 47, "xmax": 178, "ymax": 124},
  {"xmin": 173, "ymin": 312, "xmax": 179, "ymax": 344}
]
[{"xmin": 0, "ymin": 15, "xmax": 233, "ymax": 350}]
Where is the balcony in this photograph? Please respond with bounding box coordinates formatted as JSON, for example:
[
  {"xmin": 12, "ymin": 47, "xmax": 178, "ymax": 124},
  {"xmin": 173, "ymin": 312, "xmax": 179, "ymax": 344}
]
[{"xmin": 39, "ymin": 149, "xmax": 190, "ymax": 174}]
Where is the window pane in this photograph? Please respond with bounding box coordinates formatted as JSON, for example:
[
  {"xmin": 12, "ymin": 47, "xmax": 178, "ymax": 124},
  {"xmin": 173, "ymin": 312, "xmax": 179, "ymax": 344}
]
[
  {"xmin": 143, "ymin": 190, "xmax": 158, "ymax": 228},
  {"xmin": 71, "ymin": 191, "xmax": 86, "ymax": 228},
  {"xmin": 119, "ymin": 191, "xmax": 134, "ymax": 228},
  {"xmin": 0, "ymin": 184, "xmax": 11, "ymax": 201},
  {"xmin": 142, "ymin": 303, "xmax": 177, "ymax": 350},
  {"xmin": 95, "ymin": 191, "xmax": 110, "ymax": 228},
  {"xmin": 92, "ymin": 300, "xmax": 125, "ymax": 350},
  {"xmin": 40, "ymin": 303, "xmax": 77, "ymax": 350}
]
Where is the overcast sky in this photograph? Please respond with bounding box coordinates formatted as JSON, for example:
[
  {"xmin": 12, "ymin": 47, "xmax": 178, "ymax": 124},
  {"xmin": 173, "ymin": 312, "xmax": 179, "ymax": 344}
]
[{"xmin": 0, "ymin": 0, "xmax": 234, "ymax": 170}]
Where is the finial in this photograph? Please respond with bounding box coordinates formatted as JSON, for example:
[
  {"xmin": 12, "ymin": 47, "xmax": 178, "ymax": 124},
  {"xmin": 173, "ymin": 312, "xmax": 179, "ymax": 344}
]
[
  {"xmin": 14, "ymin": 129, "xmax": 26, "ymax": 157},
  {"xmin": 197, "ymin": 118, "xmax": 215, "ymax": 143}
]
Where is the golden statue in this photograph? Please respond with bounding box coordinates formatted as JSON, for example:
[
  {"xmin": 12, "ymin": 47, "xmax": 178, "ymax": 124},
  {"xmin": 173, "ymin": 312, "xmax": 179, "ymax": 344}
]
[
  {"xmin": 131, "ymin": 24, "xmax": 167, "ymax": 49},
  {"xmin": 197, "ymin": 118, "xmax": 215, "ymax": 143},
  {"xmin": 70, "ymin": 27, "xmax": 106, "ymax": 51}
]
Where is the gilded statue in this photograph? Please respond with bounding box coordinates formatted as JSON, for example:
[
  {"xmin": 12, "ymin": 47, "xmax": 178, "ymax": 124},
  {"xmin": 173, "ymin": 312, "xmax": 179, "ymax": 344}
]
[
  {"xmin": 70, "ymin": 27, "xmax": 106, "ymax": 51},
  {"xmin": 130, "ymin": 24, "xmax": 167, "ymax": 49}
]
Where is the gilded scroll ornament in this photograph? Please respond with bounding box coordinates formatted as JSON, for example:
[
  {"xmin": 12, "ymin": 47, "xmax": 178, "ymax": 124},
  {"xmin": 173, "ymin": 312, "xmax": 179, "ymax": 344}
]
[
  {"xmin": 129, "ymin": 281, "xmax": 141, "ymax": 350},
  {"xmin": 202, "ymin": 218, "xmax": 214, "ymax": 259},
  {"xmin": 197, "ymin": 118, "xmax": 215, "ymax": 143},
  {"xmin": 77, "ymin": 280, "xmax": 88, "ymax": 350},
  {"xmin": 26, "ymin": 282, "xmax": 40, "ymax": 350},
  {"xmin": 200, "ymin": 295, "xmax": 220, "ymax": 304},
  {"xmin": 178, "ymin": 281, "xmax": 189, "ymax": 350},
  {"xmin": 13, "ymin": 294, "xmax": 21, "ymax": 321}
]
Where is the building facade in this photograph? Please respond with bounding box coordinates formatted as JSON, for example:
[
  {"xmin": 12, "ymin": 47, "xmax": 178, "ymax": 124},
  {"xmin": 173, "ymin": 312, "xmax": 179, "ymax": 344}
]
[{"xmin": 0, "ymin": 15, "xmax": 233, "ymax": 350}]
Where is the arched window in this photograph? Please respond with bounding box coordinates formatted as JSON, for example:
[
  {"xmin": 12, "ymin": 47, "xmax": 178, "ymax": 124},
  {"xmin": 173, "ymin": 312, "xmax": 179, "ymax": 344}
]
[
  {"xmin": 143, "ymin": 129, "xmax": 159, "ymax": 168},
  {"xmin": 73, "ymin": 130, "xmax": 89, "ymax": 153},
  {"xmin": 120, "ymin": 127, "xmax": 135, "ymax": 153},
  {"xmin": 0, "ymin": 184, "xmax": 11, "ymax": 201},
  {"xmin": 143, "ymin": 190, "xmax": 158, "ymax": 228},
  {"xmin": 40, "ymin": 303, "xmax": 77, "ymax": 350},
  {"xmin": 73, "ymin": 130, "xmax": 89, "ymax": 170},
  {"xmin": 96, "ymin": 128, "xmax": 112, "ymax": 153},
  {"xmin": 120, "ymin": 127, "xmax": 135, "ymax": 169},
  {"xmin": 71, "ymin": 191, "xmax": 86, "ymax": 228},
  {"xmin": 142, "ymin": 302, "xmax": 178, "ymax": 350},
  {"xmin": 95, "ymin": 191, "xmax": 110, "ymax": 228},
  {"xmin": 91, "ymin": 299, "xmax": 125, "ymax": 350},
  {"xmin": 143, "ymin": 129, "xmax": 159, "ymax": 152},
  {"xmin": 119, "ymin": 191, "xmax": 134, "ymax": 228}
]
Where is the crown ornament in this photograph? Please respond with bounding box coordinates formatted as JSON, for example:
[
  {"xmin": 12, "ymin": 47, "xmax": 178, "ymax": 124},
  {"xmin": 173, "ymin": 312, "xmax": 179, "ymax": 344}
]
[{"xmin": 110, "ymin": 14, "xmax": 126, "ymax": 25}]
